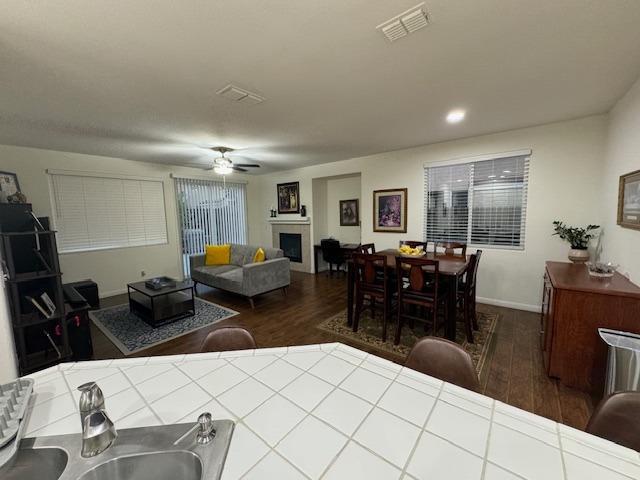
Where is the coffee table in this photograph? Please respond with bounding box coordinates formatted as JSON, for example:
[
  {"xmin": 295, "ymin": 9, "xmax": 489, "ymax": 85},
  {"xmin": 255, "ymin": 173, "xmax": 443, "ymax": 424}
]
[{"xmin": 127, "ymin": 279, "xmax": 195, "ymax": 327}]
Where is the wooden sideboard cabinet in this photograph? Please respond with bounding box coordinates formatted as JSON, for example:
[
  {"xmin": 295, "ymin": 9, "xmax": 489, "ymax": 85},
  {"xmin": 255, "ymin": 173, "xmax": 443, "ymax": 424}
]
[{"xmin": 541, "ymin": 261, "xmax": 640, "ymax": 394}]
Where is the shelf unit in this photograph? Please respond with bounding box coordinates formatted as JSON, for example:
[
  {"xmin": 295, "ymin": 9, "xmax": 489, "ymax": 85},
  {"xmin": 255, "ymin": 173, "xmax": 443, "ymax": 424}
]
[{"xmin": 0, "ymin": 203, "xmax": 71, "ymax": 375}]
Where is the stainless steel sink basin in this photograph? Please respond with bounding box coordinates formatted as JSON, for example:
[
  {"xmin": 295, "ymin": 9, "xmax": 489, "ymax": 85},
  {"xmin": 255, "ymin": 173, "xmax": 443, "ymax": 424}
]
[
  {"xmin": 0, "ymin": 447, "xmax": 68, "ymax": 480},
  {"xmin": 77, "ymin": 451, "xmax": 202, "ymax": 480},
  {"xmin": 0, "ymin": 420, "xmax": 234, "ymax": 480}
]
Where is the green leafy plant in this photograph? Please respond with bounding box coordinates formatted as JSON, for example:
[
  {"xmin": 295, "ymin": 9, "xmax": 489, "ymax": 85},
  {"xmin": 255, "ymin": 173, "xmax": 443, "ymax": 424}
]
[{"xmin": 552, "ymin": 221, "xmax": 600, "ymax": 249}]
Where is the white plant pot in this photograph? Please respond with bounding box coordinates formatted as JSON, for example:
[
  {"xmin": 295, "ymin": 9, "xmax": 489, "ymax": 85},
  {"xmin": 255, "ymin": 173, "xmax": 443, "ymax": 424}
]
[{"xmin": 568, "ymin": 248, "xmax": 590, "ymax": 264}]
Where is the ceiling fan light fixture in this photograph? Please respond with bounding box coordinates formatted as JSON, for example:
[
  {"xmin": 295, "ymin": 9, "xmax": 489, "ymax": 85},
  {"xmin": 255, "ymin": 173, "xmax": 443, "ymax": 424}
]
[{"xmin": 214, "ymin": 164, "xmax": 232, "ymax": 175}]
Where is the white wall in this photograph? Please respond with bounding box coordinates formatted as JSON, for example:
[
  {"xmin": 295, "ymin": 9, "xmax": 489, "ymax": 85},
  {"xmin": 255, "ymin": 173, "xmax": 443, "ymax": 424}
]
[
  {"xmin": 326, "ymin": 175, "xmax": 361, "ymax": 244},
  {"xmin": 0, "ymin": 144, "xmax": 254, "ymax": 297},
  {"xmin": 601, "ymin": 77, "xmax": 640, "ymax": 282},
  {"xmin": 251, "ymin": 116, "xmax": 608, "ymax": 310}
]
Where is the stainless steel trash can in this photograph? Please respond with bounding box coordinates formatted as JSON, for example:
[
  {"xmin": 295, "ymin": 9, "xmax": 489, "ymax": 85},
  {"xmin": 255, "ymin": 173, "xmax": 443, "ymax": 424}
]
[{"xmin": 599, "ymin": 328, "xmax": 640, "ymax": 395}]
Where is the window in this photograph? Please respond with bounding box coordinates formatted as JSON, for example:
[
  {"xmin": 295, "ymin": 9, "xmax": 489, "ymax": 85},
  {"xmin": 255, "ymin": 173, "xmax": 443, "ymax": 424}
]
[
  {"xmin": 424, "ymin": 153, "xmax": 529, "ymax": 249},
  {"xmin": 50, "ymin": 173, "xmax": 168, "ymax": 253},
  {"xmin": 174, "ymin": 177, "xmax": 248, "ymax": 275}
]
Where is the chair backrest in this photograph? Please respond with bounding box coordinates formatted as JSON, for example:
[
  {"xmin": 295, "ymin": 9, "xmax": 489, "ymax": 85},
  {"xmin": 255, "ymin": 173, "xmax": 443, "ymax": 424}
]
[
  {"xmin": 352, "ymin": 253, "xmax": 387, "ymax": 292},
  {"xmin": 467, "ymin": 249, "xmax": 482, "ymax": 291},
  {"xmin": 405, "ymin": 337, "xmax": 480, "ymax": 392},
  {"xmin": 399, "ymin": 240, "xmax": 428, "ymax": 251},
  {"xmin": 435, "ymin": 241, "xmax": 467, "ymax": 256},
  {"xmin": 357, "ymin": 243, "xmax": 376, "ymax": 254},
  {"xmin": 201, "ymin": 326, "xmax": 257, "ymax": 353},
  {"xmin": 586, "ymin": 391, "xmax": 640, "ymax": 451},
  {"xmin": 320, "ymin": 238, "xmax": 343, "ymax": 263},
  {"xmin": 395, "ymin": 256, "xmax": 440, "ymax": 303}
]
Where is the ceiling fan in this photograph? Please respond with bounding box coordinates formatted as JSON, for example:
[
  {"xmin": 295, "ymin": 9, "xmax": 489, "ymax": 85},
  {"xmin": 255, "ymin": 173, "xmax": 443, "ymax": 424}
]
[{"xmin": 206, "ymin": 147, "xmax": 261, "ymax": 174}]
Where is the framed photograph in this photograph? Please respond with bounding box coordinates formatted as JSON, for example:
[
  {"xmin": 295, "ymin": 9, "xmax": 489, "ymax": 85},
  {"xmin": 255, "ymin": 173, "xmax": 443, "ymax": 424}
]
[
  {"xmin": 277, "ymin": 181, "xmax": 300, "ymax": 214},
  {"xmin": 373, "ymin": 188, "xmax": 407, "ymax": 233},
  {"xmin": 0, "ymin": 171, "xmax": 20, "ymax": 197},
  {"xmin": 339, "ymin": 199, "xmax": 359, "ymax": 226},
  {"xmin": 618, "ymin": 169, "xmax": 640, "ymax": 230}
]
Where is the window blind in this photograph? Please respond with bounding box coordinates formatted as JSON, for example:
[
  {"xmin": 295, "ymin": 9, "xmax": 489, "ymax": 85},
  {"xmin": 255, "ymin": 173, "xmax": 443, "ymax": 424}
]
[
  {"xmin": 50, "ymin": 173, "xmax": 168, "ymax": 253},
  {"xmin": 174, "ymin": 177, "xmax": 248, "ymax": 275},
  {"xmin": 424, "ymin": 153, "xmax": 530, "ymax": 249}
]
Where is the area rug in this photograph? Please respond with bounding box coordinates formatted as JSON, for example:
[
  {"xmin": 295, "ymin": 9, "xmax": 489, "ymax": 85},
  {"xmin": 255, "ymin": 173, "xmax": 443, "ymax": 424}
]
[
  {"xmin": 90, "ymin": 298, "xmax": 239, "ymax": 355},
  {"xmin": 316, "ymin": 309, "xmax": 498, "ymax": 375}
]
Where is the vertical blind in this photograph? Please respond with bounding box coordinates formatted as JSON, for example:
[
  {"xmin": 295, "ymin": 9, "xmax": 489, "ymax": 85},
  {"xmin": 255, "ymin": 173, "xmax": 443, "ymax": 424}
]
[
  {"xmin": 424, "ymin": 154, "xmax": 530, "ymax": 249},
  {"xmin": 174, "ymin": 177, "xmax": 248, "ymax": 275},
  {"xmin": 50, "ymin": 173, "xmax": 168, "ymax": 253}
]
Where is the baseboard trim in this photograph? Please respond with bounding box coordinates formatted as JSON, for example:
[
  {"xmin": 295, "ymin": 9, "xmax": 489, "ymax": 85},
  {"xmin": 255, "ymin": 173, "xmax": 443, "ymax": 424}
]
[
  {"xmin": 477, "ymin": 296, "xmax": 541, "ymax": 313},
  {"xmin": 99, "ymin": 288, "xmax": 127, "ymax": 299}
]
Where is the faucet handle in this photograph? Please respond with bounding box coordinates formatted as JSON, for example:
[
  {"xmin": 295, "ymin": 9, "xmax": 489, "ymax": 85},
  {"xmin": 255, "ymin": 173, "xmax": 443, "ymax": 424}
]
[
  {"xmin": 196, "ymin": 412, "xmax": 216, "ymax": 444},
  {"xmin": 78, "ymin": 382, "xmax": 105, "ymax": 413}
]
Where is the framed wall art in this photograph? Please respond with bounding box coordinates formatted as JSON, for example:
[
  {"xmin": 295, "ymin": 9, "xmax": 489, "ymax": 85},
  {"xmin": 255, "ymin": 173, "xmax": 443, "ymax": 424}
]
[
  {"xmin": 277, "ymin": 181, "xmax": 300, "ymax": 214},
  {"xmin": 618, "ymin": 169, "xmax": 640, "ymax": 230},
  {"xmin": 373, "ymin": 188, "xmax": 407, "ymax": 233},
  {"xmin": 339, "ymin": 199, "xmax": 359, "ymax": 226}
]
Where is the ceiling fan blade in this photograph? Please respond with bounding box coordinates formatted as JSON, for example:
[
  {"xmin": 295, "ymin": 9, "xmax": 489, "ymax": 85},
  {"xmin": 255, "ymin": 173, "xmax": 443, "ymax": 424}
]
[
  {"xmin": 232, "ymin": 166, "xmax": 248, "ymax": 172},
  {"xmin": 234, "ymin": 164, "xmax": 260, "ymax": 168}
]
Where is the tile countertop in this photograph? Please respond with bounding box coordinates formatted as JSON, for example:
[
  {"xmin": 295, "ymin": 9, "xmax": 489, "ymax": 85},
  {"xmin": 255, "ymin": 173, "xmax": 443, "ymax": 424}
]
[{"xmin": 23, "ymin": 343, "xmax": 640, "ymax": 480}]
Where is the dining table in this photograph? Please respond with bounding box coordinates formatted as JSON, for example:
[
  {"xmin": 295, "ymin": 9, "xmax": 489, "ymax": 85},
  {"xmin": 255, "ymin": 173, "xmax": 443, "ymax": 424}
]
[{"xmin": 346, "ymin": 249, "xmax": 470, "ymax": 341}]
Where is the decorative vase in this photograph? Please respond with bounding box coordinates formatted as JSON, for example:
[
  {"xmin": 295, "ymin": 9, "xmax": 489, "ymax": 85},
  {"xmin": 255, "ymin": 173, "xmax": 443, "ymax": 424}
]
[{"xmin": 568, "ymin": 248, "xmax": 590, "ymax": 264}]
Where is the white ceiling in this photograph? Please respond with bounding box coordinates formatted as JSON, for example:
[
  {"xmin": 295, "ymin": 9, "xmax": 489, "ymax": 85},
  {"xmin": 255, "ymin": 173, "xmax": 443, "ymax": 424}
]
[{"xmin": 2, "ymin": 1, "xmax": 640, "ymax": 173}]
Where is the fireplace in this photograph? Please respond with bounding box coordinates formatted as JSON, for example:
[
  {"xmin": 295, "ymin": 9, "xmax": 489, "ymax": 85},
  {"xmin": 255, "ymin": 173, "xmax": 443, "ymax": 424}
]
[{"xmin": 279, "ymin": 233, "xmax": 302, "ymax": 263}]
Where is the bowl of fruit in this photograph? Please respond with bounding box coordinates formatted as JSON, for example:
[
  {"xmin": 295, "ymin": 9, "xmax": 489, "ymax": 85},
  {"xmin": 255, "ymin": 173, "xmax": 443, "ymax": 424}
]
[
  {"xmin": 587, "ymin": 262, "xmax": 618, "ymax": 278},
  {"xmin": 398, "ymin": 244, "xmax": 426, "ymax": 257}
]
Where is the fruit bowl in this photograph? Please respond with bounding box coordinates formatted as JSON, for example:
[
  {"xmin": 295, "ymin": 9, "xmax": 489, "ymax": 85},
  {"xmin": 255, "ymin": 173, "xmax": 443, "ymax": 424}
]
[
  {"xmin": 398, "ymin": 245, "xmax": 426, "ymax": 257},
  {"xmin": 587, "ymin": 262, "xmax": 618, "ymax": 278}
]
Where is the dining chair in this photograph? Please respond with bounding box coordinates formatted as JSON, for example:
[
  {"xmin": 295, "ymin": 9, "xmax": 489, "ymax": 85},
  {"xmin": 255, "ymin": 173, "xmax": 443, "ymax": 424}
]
[
  {"xmin": 434, "ymin": 241, "xmax": 467, "ymax": 256},
  {"xmin": 394, "ymin": 256, "xmax": 447, "ymax": 345},
  {"xmin": 586, "ymin": 391, "xmax": 640, "ymax": 451},
  {"xmin": 457, "ymin": 250, "xmax": 482, "ymax": 343},
  {"xmin": 201, "ymin": 326, "xmax": 257, "ymax": 353},
  {"xmin": 353, "ymin": 253, "xmax": 392, "ymax": 342},
  {"xmin": 405, "ymin": 337, "xmax": 480, "ymax": 392},
  {"xmin": 398, "ymin": 240, "xmax": 429, "ymax": 251},
  {"xmin": 321, "ymin": 238, "xmax": 346, "ymax": 275},
  {"xmin": 357, "ymin": 243, "xmax": 376, "ymax": 254}
]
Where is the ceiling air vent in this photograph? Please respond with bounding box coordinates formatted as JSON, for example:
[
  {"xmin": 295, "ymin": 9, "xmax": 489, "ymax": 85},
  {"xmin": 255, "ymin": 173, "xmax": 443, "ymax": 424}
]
[
  {"xmin": 216, "ymin": 84, "xmax": 265, "ymax": 104},
  {"xmin": 377, "ymin": 3, "xmax": 429, "ymax": 42}
]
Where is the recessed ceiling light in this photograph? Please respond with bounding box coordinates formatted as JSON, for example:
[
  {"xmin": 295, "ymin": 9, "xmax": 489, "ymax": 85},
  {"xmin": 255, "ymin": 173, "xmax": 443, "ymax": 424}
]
[
  {"xmin": 503, "ymin": 170, "xmax": 511, "ymax": 173},
  {"xmin": 488, "ymin": 175, "xmax": 496, "ymax": 178},
  {"xmin": 446, "ymin": 109, "xmax": 466, "ymax": 124}
]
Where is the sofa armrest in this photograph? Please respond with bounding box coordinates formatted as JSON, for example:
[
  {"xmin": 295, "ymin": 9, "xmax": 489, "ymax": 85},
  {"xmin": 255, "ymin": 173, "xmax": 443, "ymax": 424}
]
[
  {"xmin": 189, "ymin": 254, "xmax": 206, "ymax": 274},
  {"xmin": 242, "ymin": 257, "xmax": 290, "ymax": 297}
]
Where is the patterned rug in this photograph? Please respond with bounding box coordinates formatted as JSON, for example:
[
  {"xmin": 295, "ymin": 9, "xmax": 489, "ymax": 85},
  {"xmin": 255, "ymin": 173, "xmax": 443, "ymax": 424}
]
[
  {"xmin": 317, "ymin": 309, "xmax": 498, "ymax": 375},
  {"xmin": 90, "ymin": 298, "xmax": 239, "ymax": 355}
]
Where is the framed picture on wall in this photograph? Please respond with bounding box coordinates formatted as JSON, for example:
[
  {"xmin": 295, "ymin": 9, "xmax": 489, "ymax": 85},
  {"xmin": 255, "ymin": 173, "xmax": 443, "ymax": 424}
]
[
  {"xmin": 618, "ymin": 169, "xmax": 640, "ymax": 230},
  {"xmin": 373, "ymin": 188, "xmax": 407, "ymax": 233},
  {"xmin": 277, "ymin": 181, "xmax": 300, "ymax": 214},
  {"xmin": 339, "ymin": 199, "xmax": 359, "ymax": 226},
  {"xmin": 0, "ymin": 171, "xmax": 20, "ymax": 198}
]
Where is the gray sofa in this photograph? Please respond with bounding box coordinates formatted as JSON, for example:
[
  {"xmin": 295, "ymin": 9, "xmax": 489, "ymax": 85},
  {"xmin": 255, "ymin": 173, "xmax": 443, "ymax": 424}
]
[{"xmin": 189, "ymin": 244, "xmax": 290, "ymax": 308}]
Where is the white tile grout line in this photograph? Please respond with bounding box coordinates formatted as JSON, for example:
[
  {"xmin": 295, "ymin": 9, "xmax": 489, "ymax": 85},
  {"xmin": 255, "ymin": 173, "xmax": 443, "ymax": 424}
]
[
  {"xmin": 479, "ymin": 397, "xmax": 496, "ymax": 479},
  {"xmin": 399, "ymin": 381, "xmax": 445, "ymax": 478}
]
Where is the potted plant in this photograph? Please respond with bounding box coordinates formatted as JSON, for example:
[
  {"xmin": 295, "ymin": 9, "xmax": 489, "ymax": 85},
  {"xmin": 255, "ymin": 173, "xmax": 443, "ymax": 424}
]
[{"xmin": 552, "ymin": 221, "xmax": 600, "ymax": 263}]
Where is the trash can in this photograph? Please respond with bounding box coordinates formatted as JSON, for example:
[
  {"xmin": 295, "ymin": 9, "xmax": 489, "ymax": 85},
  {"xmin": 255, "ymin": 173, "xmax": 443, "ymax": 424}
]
[{"xmin": 598, "ymin": 328, "xmax": 640, "ymax": 395}]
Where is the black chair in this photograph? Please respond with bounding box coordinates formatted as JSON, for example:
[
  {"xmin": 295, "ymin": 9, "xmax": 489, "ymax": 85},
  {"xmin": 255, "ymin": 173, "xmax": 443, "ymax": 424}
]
[
  {"xmin": 357, "ymin": 243, "xmax": 376, "ymax": 254},
  {"xmin": 586, "ymin": 391, "xmax": 640, "ymax": 451},
  {"xmin": 321, "ymin": 238, "xmax": 345, "ymax": 275},
  {"xmin": 457, "ymin": 250, "xmax": 482, "ymax": 343},
  {"xmin": 353, "ymin": 253, "xmax": 392, "ymax": 341}
]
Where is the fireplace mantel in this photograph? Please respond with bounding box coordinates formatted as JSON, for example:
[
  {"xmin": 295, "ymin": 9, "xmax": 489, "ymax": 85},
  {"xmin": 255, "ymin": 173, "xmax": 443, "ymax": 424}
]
[{"xmin": 267, "ymin": 217, "xmax": 311, "ymax": 225}]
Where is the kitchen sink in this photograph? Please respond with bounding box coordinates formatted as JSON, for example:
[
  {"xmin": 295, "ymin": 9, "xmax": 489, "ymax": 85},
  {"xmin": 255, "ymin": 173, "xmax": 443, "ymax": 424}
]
[{"xmin": 0, "ymin": 420, "xmax": 234, "ymax": 480}]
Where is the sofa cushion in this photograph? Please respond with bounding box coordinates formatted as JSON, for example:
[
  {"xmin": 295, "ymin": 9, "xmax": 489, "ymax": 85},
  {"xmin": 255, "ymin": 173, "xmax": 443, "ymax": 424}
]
[
  {"xmin": 213, "ymin": 268, "xmax": 244, "ymax": 294},
  {"xmin": 253, "ymin": 247, "xmax": 266, "ymax": 263},
  {"xmin": 205, "ymin": 244, "xmax": 230, "ymax": 265},
  {"xmin": 263, "ymin": 247, "xmax": 283, "ymax": 260},
  {"xmin": 230, "ymin": 244, "xmax": 258, "ymax": 266},
  {"xmin": 196, "ymin": 265, "xmax": 238, "ymax": 276}
]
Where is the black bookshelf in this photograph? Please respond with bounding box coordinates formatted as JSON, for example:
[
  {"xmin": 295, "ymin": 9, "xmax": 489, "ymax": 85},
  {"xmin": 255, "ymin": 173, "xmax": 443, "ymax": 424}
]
[{"xmin": 0, "ymin": 203, "xmax": 71, "ymax": 374}]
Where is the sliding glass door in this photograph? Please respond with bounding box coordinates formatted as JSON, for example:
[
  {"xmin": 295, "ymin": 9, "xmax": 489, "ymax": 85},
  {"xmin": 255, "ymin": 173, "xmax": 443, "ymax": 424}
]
[{"xmin": 174, "ymin": 177, "xmax": 248, "ymax": 276}]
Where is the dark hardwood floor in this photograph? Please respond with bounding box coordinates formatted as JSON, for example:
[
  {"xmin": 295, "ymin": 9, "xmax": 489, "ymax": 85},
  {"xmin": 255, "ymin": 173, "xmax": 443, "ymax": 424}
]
[{"xmin": 92, "ymin": 270, "xmax": 594, "ymax": 430}]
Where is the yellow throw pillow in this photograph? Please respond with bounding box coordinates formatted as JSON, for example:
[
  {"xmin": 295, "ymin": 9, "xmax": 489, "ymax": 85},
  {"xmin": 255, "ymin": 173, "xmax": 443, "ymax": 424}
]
[
  {"xmin": 205, "ymin": 244, "xmax": 230, "ymax": 265},
  {"xmin": 253, "ymin": 247, "xmax": 266, "ymax": 263}
]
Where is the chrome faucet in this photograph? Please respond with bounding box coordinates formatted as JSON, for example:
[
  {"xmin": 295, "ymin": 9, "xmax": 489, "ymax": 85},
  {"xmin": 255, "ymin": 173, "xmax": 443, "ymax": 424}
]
[{"xmin": 77, "ymin": 382, "xmax": 117, "ymax": 457}]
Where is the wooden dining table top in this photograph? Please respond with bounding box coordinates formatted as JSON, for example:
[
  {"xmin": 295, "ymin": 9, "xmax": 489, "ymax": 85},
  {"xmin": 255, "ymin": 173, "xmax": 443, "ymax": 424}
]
[{"xmin": 358, "ymin": 248, "xmax": 470, "ymax": 277}]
